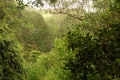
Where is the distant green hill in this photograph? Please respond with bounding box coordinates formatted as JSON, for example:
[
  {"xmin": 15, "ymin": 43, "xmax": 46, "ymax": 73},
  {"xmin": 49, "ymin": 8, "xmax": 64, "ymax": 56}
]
[{"xmin": 11, "ymin": 8, "xmax": 54, "ymax": 52}]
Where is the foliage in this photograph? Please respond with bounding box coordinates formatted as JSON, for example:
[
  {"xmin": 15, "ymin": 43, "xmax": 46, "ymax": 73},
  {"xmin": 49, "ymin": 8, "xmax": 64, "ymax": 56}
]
[
  {"xmin": 24, "ymin": 38, "xmax": 72, "ymax": 80},
  {"xmin": 0, "ymin": 23, "xmax": 24, "ymax": 80},
  {"xmin": 2, "ymin": 0, "xmax": 120, "ymax": 80},
  {"xmin": 65, "ymin": 0, "xmax": 120, "ymax": 80},
  {"xmin": 0, "ymin": 1, "xmax": 25, "ymax": 79},
  {"xmin": 28, "ymin": 50, "xmax": 42, "ymax": 62}
]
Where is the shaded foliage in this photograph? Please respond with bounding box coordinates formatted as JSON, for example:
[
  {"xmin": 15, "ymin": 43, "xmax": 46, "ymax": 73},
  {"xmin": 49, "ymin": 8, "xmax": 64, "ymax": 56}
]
[
  {"xmin": 0, "ymin": 0, "xmax": 24, "ymax": 79},
  {"xmin": 65, "ymin": 0, "xmax": 120, "ymax": 80},
  {"xmin": 0, "ymin": 23, "xmax": 24, "ymax": 80}
]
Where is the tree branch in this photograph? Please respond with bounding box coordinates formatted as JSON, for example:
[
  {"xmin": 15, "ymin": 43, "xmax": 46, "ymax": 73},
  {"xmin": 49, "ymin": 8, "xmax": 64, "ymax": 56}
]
[
  {"xmin": 57, "ymin": 11, "xmax": 83, "ymax": 21},
  {"xmin": 53, "ymin": 4, "xmax": 83, "ymax": 21}
]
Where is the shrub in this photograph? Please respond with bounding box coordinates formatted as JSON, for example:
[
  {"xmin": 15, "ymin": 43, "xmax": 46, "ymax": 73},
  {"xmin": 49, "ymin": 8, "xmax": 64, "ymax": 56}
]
[{"xmin": 0, "ymin": 23, "xmax": 24, "ymax": 80}]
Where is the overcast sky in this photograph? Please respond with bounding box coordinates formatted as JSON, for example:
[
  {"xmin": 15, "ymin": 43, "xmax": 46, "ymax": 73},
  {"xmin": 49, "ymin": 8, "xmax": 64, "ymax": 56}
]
[
  {"xmin": 23, "ymin": 0, "xmax": 53, "ymax": 9},
  {"xmin": 23, "ymin": 0, "xmax": 96, "ymax": 12}
]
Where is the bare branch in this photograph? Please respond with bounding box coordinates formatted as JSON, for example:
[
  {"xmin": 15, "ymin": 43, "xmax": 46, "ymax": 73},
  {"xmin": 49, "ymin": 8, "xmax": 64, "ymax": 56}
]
[
  {"xmin": 57, "ymin": 11, "xmax": 83, "ymax": 21},
  {"xmin": 53, "ymin": 4, "xmax": 83, "ymax": 21}
]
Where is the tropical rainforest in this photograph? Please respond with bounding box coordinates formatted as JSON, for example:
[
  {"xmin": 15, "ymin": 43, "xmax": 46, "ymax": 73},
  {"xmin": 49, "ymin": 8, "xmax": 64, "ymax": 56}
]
[{"xmin": 0, "ymin": 0, "xmax": 120, "ymax": 80}]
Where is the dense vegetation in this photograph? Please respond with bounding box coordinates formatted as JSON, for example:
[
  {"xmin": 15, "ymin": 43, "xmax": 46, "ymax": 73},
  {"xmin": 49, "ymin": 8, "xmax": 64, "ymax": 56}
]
[
  {"xmin": 0, "ymin": 0, "xmax": 24, "ymax": 79},
  {"xmin": 0, "ymin": 0, "xmax": 120, "ymax": 80},
  {"xmin": 65, "ymin": 0, "xmax": 120, "ymax": 79}
]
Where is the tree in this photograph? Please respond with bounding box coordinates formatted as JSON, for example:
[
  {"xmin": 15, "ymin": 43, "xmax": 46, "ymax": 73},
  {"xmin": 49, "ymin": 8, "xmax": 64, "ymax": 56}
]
[
  {"xmin": 64, "ymin": 0, "xmax": 120, "ymax": 79},
  {"xmin": 0, "ymin": 23, "xmax": 24, "ymax": 80},
  {"xmin": 0, "ymin": 0, "xmax": 24, "ymax": 79}
]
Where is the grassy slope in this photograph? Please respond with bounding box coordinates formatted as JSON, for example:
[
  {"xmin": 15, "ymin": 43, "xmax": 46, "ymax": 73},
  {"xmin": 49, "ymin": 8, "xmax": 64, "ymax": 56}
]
[
  {"xmin": 40, "ymin": 12, "xmax": 67, "ymax": 35},
  {"xmin": 40, "ymin": 11, "xmax": 81, "ymax": 37}
]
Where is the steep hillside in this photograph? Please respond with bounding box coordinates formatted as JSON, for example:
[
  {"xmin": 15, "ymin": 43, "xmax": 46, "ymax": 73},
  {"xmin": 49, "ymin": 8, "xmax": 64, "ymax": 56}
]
[{"xmin": 10, "ymin": 8, "xmax": 54, "ymax": 52}]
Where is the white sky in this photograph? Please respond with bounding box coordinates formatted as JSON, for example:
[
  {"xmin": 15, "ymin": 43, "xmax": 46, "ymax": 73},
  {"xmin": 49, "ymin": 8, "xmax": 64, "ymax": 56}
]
[
  {"xmin": 23, "ymin": 0, "xmax": 53, "ymax": 9},
  {"xmin": 23, "ymin": 0, "xmax": 96, "ymax": 12}
]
